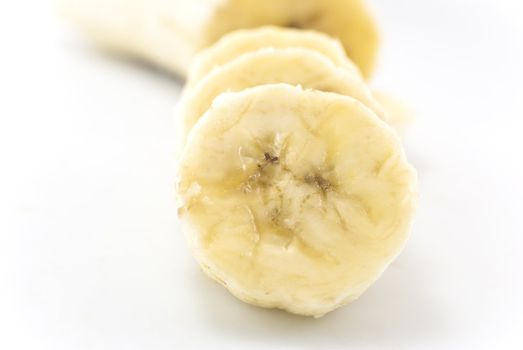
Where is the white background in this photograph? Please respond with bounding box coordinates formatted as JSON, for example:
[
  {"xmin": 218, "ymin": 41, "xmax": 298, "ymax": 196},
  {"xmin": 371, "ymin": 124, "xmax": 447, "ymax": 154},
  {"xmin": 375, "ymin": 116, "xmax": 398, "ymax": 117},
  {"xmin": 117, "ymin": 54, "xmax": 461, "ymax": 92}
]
[{"xmin": 1, "ymin": 0, "xmax": 522, "ymax": 349}]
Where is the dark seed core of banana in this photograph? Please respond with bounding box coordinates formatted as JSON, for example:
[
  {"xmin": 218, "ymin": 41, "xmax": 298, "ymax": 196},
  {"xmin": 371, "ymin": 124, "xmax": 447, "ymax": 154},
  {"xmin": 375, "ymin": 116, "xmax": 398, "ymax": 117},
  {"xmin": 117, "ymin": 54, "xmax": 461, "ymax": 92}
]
[
  {"xmin": 243, "ymin": 151, "xmax": 333, "ymax": 196},
  {"xmin": 263, "ymin": 152, "xmax": 279, "ymax": 164},
  {"xmin": 304, "ymin": 174, "xmax": 331, "ymax": 193},
  {"xmin": 288, "ymin": 11, "xmax": 323, "ymax": 29}
]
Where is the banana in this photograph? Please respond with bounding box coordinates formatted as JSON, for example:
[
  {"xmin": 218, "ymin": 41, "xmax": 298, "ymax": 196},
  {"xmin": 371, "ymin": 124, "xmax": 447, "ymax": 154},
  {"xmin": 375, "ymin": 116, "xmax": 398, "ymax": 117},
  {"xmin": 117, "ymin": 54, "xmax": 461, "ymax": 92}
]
[
  {"xmin": 177, "ymin": 84, "xmax": 417, "ymax": 317},
  {"xmin": 57, "ymin": 0, "xmax": 379, "ymax": 78},
  {"xmin": 186, "ymin": 26, "xmax": 362, "ymax": 89},
  {"xmin": 176, "ymin": 47, "xmax": 386, "ymax": 149},
  {"xmin": 373, "ymin": 91, "xmax": 415, "ymax": 134}
]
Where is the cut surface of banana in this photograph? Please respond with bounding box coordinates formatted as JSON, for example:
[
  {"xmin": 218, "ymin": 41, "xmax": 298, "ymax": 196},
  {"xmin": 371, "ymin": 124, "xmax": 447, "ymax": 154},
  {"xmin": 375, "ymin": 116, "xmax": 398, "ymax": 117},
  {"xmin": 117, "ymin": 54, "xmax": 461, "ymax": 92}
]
[
  {"xmin": 177, "ymin": 47, "xmax": 385, "ymax": 148},
  {"xmin": 57, "ymin": 0, "xmax": 379, "ymax": 78},
  {"xmin": 186, "ymin": 26, "xmax": 362, "ymax": 89},
  {"xmin": 177, "ymin": 84, "xmax": 417, "ymax": 317}
]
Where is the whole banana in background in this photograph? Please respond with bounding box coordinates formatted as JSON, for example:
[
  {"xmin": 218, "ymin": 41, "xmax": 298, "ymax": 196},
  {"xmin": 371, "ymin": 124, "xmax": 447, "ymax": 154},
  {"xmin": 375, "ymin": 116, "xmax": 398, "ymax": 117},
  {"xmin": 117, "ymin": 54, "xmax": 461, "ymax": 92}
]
[{"xmin": 57, "ymin": 0, "xmax": 380, "ymax": 78}]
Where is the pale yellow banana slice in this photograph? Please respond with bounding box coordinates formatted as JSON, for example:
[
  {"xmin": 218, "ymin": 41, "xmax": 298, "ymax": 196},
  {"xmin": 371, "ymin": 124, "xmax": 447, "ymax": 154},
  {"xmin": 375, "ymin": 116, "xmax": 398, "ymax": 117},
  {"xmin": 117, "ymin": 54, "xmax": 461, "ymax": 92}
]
[
  {"xmin": 373, "ymin": 91, "xmax": 415, "ymax": 134},
  {"xmin": 186, "ymin": 26, "xmax": 362, "ymax": 89},
  {"xmin": 176, "ymin": 47, "xmax": 386, "ymax": 149},
  {"xmin": 57, "ymin": 0, "xmax": 379, "ymax": 78},
  {"xmin": 177, "ymin": 84, "xmax": 417, "ymax": 317}
]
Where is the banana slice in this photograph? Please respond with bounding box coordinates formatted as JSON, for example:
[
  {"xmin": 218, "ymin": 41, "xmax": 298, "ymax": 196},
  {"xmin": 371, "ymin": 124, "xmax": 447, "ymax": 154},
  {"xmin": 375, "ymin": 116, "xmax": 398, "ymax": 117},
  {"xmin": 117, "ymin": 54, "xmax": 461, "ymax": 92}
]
[
  {"xmin": 177, "ymin": 47, "xmax": 386, "ymax": 149},
  {"xmin": 57, "ymin": 0, "xmax": 379, "ymax": 78},
  {"xmin": 186, "ymin": 26, "xmax": 361, "ymax": 89},
  {"xmin": 177, "ymin": 84, "xmax": 417, "ymax": 317},
  {"xmin": 373, "ymin": 91, "xmax": 415, "ymax": 134}
]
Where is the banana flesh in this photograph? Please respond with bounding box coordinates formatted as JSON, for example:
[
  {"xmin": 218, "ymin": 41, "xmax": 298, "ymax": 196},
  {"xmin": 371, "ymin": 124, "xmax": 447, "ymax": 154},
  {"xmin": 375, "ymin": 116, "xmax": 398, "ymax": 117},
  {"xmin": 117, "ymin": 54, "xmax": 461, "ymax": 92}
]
[
  {"xmin": 176, "ymin": 46, "xmax": 386, "ymax": 149},
  {"xmin": 186, "ymin": 26, "xmax": 362, "ymax": 88},
  {"xmin": 177, "ymin": 84, "xmax": 417, "ymax": 317},
  {"xmin": 374, "ymin": 91, "xmax": 416, "ymax": 134},
  {"xmin": 58, "ymin": 1, "xmax": 415, "ymax": 316},
  {"xmin": 174, "ymin": 27, "xmax": 417, "ymax": 316},
  {"xmin": 57, "ymin": 0, "xmax": 379, "ymax": 78}
]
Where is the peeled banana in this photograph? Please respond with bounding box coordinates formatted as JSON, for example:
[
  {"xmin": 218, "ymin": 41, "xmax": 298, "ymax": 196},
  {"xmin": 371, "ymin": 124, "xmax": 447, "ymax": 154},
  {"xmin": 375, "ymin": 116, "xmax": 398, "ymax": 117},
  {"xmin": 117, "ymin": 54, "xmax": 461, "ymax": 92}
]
[
  {"xmin": 177, "ymin": 84, "xmax": 417, "ymax": 317},
  {"xmin": 60, "ymin": 0, "xmax": 414, "ymax": 316},
  {"xmin": 57, "ymin": 0, "xmax": 379, "ymax": 78},
  {"xmin": 176, "ymin": 46, "xmax": 386, "ymax": 147}
]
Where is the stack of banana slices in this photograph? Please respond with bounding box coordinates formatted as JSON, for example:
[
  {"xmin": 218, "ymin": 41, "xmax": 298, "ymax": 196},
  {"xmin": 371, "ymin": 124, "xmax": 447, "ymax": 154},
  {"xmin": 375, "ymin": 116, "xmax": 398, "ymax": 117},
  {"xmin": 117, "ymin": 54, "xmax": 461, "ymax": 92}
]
[{"xmin": 176, "ymin": 27, "xmax": 418, "ymax": 317}]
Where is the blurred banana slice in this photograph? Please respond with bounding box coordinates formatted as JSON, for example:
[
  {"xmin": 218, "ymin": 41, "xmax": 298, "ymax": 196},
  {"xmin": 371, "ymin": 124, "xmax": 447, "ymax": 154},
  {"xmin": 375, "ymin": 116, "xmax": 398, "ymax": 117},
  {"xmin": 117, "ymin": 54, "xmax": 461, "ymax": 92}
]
[
  {"xmin": 177, "ymin": 84, "xmax": 417, "ymax": 317},
  {"xmin": 177, "ymin": 47, "xmax": 386, "ymax": 148},
  {"xmin": 57, "ymin": 0, "xmax": 379, "ymax": 78},
  {"xmin": 186, "ymin": 26, "xmax": 362, "ymax": 89},
  {"xmin": 374, "ymin": 91, "xmax": 415, "ymax": 134}
]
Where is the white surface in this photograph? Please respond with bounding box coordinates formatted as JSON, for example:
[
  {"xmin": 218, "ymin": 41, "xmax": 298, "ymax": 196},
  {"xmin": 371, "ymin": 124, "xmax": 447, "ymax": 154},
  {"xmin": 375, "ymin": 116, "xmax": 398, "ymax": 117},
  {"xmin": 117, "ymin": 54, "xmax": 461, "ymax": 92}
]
[{"xmin": 1, "ymin": 0, "xmax": 523, "ymax": 349}]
